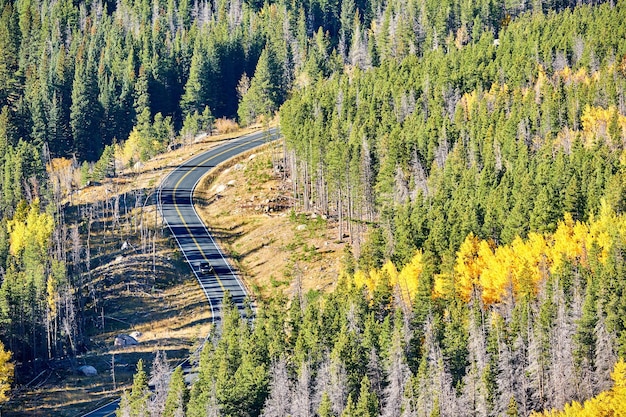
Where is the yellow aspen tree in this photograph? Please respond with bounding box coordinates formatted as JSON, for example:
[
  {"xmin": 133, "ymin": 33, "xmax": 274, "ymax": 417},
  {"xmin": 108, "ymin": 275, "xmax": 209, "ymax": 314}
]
[
  {"xmin": 381, "ymin": 260, "xmax": 398, "ymax": 289},
  {"xmin": 586, "ymin": 201, "xmax": 624, "ymax": 264},
  {"xmin": 0, "ymin": 341, "xmax": 13, "ymax": 403},
  {"xmin": 492, "ymin": 245, "xmax": 517, "ymax": 296},
  {"xmin": 353, "ymin": 269, "xmax": 369, "ymax": 292},
  {"xmin": 7, "ymin": 200, "xmax": 54, "ymax": 257},
  {"xmin": 397, "ymin": 251, "xmax": 424, "ymax": 304},
  {"xmin": 551, "ymin": 214, "xmax": 582, "ymax": 273},
  {"xmin": 432, "ymin": 273, "xmax": 453, "ymax": 300},
  {"xmin": 367, "ymin": 268, "xmax": 381, "ymax": 294},
  {"xmin": 454, "ymin": 233, "xmax": 483, "ymax": 301},
  {"xmin": 477, "ymin": 240, "xmax": 506, "ymax": 304}
]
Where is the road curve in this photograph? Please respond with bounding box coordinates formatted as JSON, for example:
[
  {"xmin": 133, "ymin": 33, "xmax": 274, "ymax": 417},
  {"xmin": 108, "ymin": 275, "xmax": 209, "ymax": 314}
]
[
  {"xmin": 79, "ymin": 128, "xmax": 277, "ymax": 417},
  {"xmin": 159, "ymin": 128, "xmax": 276, "ymax": 319}
]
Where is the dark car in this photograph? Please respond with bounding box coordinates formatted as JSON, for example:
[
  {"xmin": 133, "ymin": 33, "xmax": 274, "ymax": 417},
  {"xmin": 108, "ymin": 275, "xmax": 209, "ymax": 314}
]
[{"xmin": 199, "ymin": 262, "xmax": 213, "ymax": 275}]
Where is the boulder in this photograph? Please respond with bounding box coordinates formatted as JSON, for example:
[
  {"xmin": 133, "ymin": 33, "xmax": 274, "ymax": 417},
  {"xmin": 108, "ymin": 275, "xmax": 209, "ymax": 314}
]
[
  {"xmin": 114, "ymin": 334, "xmax": 138, "ymax": 347},
  {"xmin": 78, "ymin": 365, "xmax": 98, "ymax": 376}
]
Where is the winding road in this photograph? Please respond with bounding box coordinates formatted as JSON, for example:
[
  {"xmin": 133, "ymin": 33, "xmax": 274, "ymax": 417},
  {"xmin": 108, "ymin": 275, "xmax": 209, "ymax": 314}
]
[{"xmin": 79, "ymin": 127, "xmax": 277, "ymax": 417}]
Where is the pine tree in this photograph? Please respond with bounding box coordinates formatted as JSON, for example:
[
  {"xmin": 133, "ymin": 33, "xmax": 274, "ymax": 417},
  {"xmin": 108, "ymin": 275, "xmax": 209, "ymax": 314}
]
[
  {"xmin": 134, "ymin": 65, "xmax": 151, "ymax": 133},
  {"xmin": 318, "ymin": 391, "xmax": 335, "ymax": 417},
  {"xmin": 354, "ymin": 375, "xmax": 379, "ymax": 416},
  {"xmin": 163, "ymin": 366, "xmax": 188, "ymax": 417},
  {"xmin": 180, "ymin": 39, "xmax": 214, "ymax": 118},
  {"xmin": 506, "ymin": 396, "xmax": 519, "ymax": 417},
  {"xmin": 70, "ymin": 60, "xmax": 103, "ymax": 162},
  {"xmin": 129, "ymin": 359, "xmax": 150, "ymax": 417},
  {"xmin": 238, "ymin": 47, "xmax": 280, "ymax": 126},
  {"xmin": 0, "ymin": 3, "xmax": 19, "ymax": 108}
]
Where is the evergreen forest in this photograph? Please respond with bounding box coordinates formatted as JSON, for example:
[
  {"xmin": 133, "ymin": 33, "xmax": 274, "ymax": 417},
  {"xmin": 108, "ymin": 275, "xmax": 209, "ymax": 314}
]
[{"xmin": 0, "ymin": 0, "xmax": 624, "ymax": 413}]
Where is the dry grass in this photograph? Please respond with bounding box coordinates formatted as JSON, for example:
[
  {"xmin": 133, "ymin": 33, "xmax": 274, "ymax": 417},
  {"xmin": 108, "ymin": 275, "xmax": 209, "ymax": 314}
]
[
  {"xmin": 194, "ymin": 141, "xmax": 347, "ymax": 300},
  {"xmin": 214, "ymin": 118, "xmax": 240, "ymax": 134},
  {"xmin": 3, "ymin": 127, "xmax": 264, "ymax": 416},
  {"xmin": 4, "ymin": 122, "xmax": 344, "ymax": 416}
]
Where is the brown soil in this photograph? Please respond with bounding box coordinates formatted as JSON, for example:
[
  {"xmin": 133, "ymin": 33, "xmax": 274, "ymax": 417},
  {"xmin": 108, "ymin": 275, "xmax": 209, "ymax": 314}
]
[
  {"xmin": 3, "ymin": 128, "xmax": 262, "ymax": 416},
  {"xmin": 3, "ymin": 125, "xmax": 347, "ymax": 416},
  {"xmin": 194, "ymin": 140, "xmax": 347, "ymax": 300}
]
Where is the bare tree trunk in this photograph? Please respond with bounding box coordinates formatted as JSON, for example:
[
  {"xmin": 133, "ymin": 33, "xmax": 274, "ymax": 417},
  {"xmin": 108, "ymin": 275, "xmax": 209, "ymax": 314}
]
[
  {"xmin": 338, "ymin": 188, "xmax": 343, "ymax": 241},
  {"xmin": 291, "ymin": 361, "xmax": 312, "ymax": 417},
  {"xmin": 262, "ymin": 358, "xmax": 292, "ymax": 416},
  {"xmin": 303, "ymin": 160, "xmax": 310, "ymax": 211},
  {"xmin": 149, "ymin": 351, "xmax": 171, "ymax": 417},
  {"xmin": 111, "ymin": 354, "xmax": 116, "ymax": 390}
]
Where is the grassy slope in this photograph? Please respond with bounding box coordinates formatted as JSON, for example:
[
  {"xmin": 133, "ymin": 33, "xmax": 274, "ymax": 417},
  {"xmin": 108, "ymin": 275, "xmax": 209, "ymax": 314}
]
[
  {"xmin": 4, "ymin": 129, "xmax": 258, "ymax": 416},
  {"xmin": 194, "ymin": 139, "xmax": 347, "ymax": 300},
  {"xmin": 5, "ymin": 126, "xmax": 346, "ymax": 415}
]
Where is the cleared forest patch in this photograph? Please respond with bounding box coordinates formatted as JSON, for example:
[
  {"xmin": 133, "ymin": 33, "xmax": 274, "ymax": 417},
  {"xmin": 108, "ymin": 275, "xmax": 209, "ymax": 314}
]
[{"xmin": 3, "ymin": 127, "xmax": 261, "ymax": 416}]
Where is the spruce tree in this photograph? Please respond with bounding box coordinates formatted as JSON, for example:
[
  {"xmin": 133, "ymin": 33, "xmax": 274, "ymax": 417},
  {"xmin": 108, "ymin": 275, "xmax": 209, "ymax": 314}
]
[
  {"xmin": 163, "ymin": 366, "xmax": 189, "ymax": 417},
  {"xmin": 70, "ymin": 60, "xmax": 103, "ymax": 161}
]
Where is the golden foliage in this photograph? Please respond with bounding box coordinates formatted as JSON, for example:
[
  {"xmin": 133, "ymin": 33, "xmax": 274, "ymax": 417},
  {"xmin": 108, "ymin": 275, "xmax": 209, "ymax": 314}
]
[
  {"xmin": 580, "ymin": 105, "xmax": 626, "ymax": 148},
  {"xmin": 350, "ymin": 206, "xmax": 626, "ymax": 306},
  {"xmin": 6, "ymin": 200, "xmax": 55, "ymax": 257},
  {"xmin": 46, "ymin": 157, "xmax": 73, "ymax": 173},
  {"xmin": 116, "ymin": 128, "xmax": 141, "ymax": 167},
  {"xmin": 454, "ymin": 233, "xmax": 483, "ymax": 301},
  {"xmin": 433, "ymin": 273, "xmax": 452, "ymax": 299},
  {"xmin": 453, "ymin": 204, "xmax": 626, "ymax": 304},
  {"xmin": 46, "ymin": 157, "xmax": 76, "ymax": 199},
  {"xmin": 352, "ymin": 254, "xmax": 422, "ymax": 305},
  {"xmin": 460, "ymin": 91, "xmax": 478, "ymax": 121},
  {"xmin": 397, "ymin": 251, "xmax": 424, "ymax": 304},
  {"xmin": 0, "ymin": 341, "xmax": 13, "ymax": 403},
  {"xmin": 554, "ymin": 67, "xmax": 591, "ymax": 86}
]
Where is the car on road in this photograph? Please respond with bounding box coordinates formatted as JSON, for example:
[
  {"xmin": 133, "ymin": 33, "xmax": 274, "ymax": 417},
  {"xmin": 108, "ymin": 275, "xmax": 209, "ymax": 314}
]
[{"xmin": 199, "ymin": 262, "xmax": 213, "ymax": 275}]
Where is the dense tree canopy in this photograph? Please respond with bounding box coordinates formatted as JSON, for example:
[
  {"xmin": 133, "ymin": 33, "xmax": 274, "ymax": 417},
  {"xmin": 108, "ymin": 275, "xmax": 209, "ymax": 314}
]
[{"xmin": 0, "ymin": 0, "xmax": 624, "ymax": 413}]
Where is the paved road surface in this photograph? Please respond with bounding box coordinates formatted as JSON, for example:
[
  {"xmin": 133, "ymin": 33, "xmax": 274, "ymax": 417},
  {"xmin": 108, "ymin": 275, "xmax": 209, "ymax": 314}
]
[{"xmin": 79, "ymin": 128, "xmax": 277, "ymax": 417}]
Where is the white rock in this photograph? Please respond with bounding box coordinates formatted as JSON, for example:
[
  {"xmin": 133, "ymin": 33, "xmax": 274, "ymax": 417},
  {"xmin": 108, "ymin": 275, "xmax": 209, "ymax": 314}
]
[
  {"xmin": 214, "ymin": 184, "xmax": 227, "ymax": 193},
  {"xmin": 114, "ymin": 334, "xmax": 138, "ymax": 347},
  {"xmin": 78, "ymin": 365, "xmax": 98, "ymax": 376},
  {"xmin": 296, "ymin": 224, "xmax": 307, "ymax": 231},
  {"xmin": 227, "ymin": 180, "xmax": 237, "ymax": 187}
]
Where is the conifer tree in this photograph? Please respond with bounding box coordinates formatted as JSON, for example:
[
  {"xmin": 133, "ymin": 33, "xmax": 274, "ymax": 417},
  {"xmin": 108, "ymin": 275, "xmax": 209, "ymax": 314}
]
[
  {"xmin": 70, "ymin": 60, "xmax": 103, "ymax": 161},
  {"xmin": 238, "ymin": 47, "xmax": 280, "ymax": 126},
  {"xmin": 163, "ymin": 366, "xmax": 189, "ymax": 417},
  {"xmin": 128, "ymin": 359, "xmax": 150, "ymax": 417}
]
